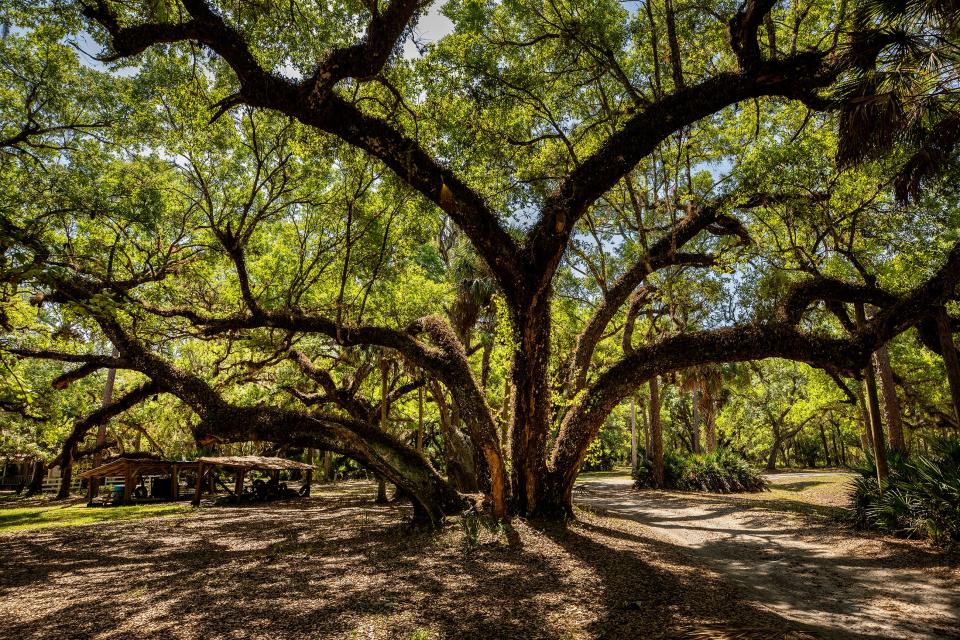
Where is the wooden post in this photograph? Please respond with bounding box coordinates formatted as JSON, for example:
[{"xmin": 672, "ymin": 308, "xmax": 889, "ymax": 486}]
[
  {"xmin": 87, "ymin": 473, "xmax": 97, "ymax": 504},
  {"xmin": 171, "ymin": 465, "xmax": 180, "ymax": 500},
  {"xmin": 304, "ymin": 469, "xmax": 312, "ymax": 497},
  {"xmin": 192, "ymin": 462, "xmax": 205, "ymax": 506},
  {"xmin": 122, "ymin": 466, "xmax": 132, "ymax": 505},
  {"xmin": 234, "ymin": 468, "xmax": 245, "ymax": 498}
]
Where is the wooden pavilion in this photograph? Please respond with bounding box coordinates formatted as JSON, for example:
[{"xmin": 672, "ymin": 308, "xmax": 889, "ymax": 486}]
[
  {"xmin": 81, "ymin": 457, "xmax": 201, "ymax": 505},
  {"xmin": 192, "ymin": 455, "xmax": 314, "ymax": 505}
]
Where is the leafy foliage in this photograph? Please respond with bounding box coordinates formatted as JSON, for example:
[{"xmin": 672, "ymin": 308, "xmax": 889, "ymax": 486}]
[
  {"xmin": 633, "ymin": 448, "xmax": 768, "ymax": 493},
  {"xmin": 848, "ymin": 438, "xmax": 960, "ymax": 544}
]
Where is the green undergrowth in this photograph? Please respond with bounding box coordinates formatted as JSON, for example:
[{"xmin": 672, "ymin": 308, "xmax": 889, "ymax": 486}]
[
  {"xmin": 634, "ymin": 448, "xmax": 768, "ymax": 493},
  {"xmin": 848, "ymin": 438, "xmax": 960, "ymax": 545}
]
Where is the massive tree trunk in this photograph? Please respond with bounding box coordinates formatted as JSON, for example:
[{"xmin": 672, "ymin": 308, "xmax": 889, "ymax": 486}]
[
  {"xmin": 509, "ymin": 298, "xmax": 555, "ymax": 516},
  {"xmin": 874, "ymin": 344, "xmax": 905, "ymax": 453}
]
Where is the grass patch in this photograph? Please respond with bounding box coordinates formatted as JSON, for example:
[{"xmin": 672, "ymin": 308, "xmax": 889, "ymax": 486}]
[
  {"xmin": 0, "ymin": 501, "xmax": 192, "ymax": 533},
  {"xmin": 577, "ymin": 466, "xmax": 631, "ymax": 480}
]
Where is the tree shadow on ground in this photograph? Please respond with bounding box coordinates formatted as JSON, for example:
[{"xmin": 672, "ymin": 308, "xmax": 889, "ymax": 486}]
[
  {"xmin": 774, "ymin": 480, "xmax": 832, "ymax": 492},
  {"xmin": 576, "ymin": 484, "xmax": 959, "ymax": 639},
  {"xmin": 3, "ymin": 480, "xmax": 957, "ymax": 639},
  {"xmin": 0, "ymin": 483, "xmax": 702, "ymax": 639},
  {"xmin": 538, "ymin": 518, "xmax": 847, "ymax": 639},
  {"xmin": 607, "ymin": 484, "xmax": 846, "ymax": 520}
]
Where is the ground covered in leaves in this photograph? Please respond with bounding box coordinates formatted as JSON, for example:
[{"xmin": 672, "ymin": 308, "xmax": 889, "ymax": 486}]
[
  {"xmin": 577, "ymin": 473, "xmax": 959, "ymax": 639},
  {"xmin": 1, "ymin": 479, "xmax": 956, "ymax": 639}
]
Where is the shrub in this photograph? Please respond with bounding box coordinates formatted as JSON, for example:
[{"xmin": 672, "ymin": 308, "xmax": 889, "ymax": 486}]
[
  {"xmin": 847, "ymin": 438, "xmax": 960, "ymax": 545},
  {"xmin": 633, "ymin": 448, "xmax": 767, "ymax": 493}
]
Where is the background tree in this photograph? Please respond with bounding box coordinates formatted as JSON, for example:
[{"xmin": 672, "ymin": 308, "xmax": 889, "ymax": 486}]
[{"xmin": 2, "ymin": 0, "xmax": 960, "ymax": 523}]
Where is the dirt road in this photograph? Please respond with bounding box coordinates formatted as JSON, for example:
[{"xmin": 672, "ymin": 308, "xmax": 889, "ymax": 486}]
[{"xmin": 575, "ymin": 474, "xmax": 959, "ymax": 639}]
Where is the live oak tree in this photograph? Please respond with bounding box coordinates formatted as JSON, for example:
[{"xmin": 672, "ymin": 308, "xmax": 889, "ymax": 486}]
[{"xmin": 3, "ymin": 0, "xmax": 960, "ymax": 523}]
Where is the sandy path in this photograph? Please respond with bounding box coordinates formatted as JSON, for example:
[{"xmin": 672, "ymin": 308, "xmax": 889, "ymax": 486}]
[{"xmin": 575, "ymin": 475, "xmax": 960, "ymax": 639}]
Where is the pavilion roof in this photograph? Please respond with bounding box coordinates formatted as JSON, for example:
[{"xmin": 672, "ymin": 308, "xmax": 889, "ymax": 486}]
[
  {"xmin": 197, "ymin": 455, "xmax": 313, "ymax": 471},
  {"xmin": 80, "ymin": 457, "xmax": 199, "ymax": 478}
]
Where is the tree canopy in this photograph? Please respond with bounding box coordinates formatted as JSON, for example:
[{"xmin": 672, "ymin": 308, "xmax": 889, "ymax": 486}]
[{"xmin": 2, "ymin": 0, "xmax": 960, "ymax": 523}]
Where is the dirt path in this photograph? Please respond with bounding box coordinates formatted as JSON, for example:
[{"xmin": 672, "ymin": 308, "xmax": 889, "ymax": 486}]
[{"xmin": 575, "ymin": 474, "xmax": 960, "ymax": 640}]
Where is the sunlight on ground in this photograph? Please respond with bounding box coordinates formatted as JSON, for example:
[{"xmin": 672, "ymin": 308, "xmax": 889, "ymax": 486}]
[{"xmin": 0, "ymin": 501, "xmax": 191, "ymax": 533}]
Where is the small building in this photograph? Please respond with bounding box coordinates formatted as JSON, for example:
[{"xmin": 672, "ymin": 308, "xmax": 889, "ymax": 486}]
[
  {"xmin": 0, "ymin": 454, "xmax": 34, "ymax": 491},
  {"xmin": 81, "ymin": 457, "xmax": 201, "ymax": 505}
]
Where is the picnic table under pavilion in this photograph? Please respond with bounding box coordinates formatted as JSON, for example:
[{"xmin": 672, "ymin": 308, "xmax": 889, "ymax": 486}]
[{"xmin": 192, "ymin": 455, "xmax": 315, "ymax": 505}]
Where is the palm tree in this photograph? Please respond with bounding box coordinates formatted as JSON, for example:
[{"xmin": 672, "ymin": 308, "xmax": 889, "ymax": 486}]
[
  {"xmin": 838, "ymin": 0, "xmax": 960, "ymax": 200},
  {"xmin": 680, "ymin": 365, "xmax": 727, "ymax": 453}
]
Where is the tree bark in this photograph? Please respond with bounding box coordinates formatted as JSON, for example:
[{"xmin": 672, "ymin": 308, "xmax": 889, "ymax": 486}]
[
  {"xmin": 935, "ymin": 306, "xmax": 960, "ymax": 425},
  {"xmin": 24, "ymin": 459, "xmax": 44, "ymax": 497},
  {"xmin": 86, "ymin": 347, "xmax": 119, "ymax": 500},
  {"xmin": 640, "ymin": 395, "xmax": 650, "ymax": 464},
  {"xmin": 856, "ymin": 303, "xmax": 888, "ymax": 483},
  {"xmin": 650, "ymin": 377, "xmax": 664, "ymax": 486},
  {"xmin": 703, "ymin": 405, "xmax": 717, "ymax": 453},
  {"xmin": 818, "ymin": 422, "xmax": 831, "ymax": 467},
  {"xmin": 376, "ymin": 355, "xmax": 391, "ymax": 504},
  {"xmin": 857, "ymin": 387, "xmax": 873, "ymax": 457},
  {"xmin": 690, "ymin": 388, "xmax": 702, "ymax": 454},
  {"xmin": 57, "ymin": 451, "xmax": 74, "ymax": 499},
  {"xmin": 766, "ymin": 434, "xmax": 780, "ymax": 471},
  {"xmin": 510, "ymin": 299, "xmax": 555, "ymax": 516},
  {"xmin": 416, "ymin": 385, "xmax": 424, "ymax": 453},
  {"xmin": 323, "ymin": 450, "xmax": 333, "ymax": 482},
  {"xmin": 630, "ymin": 397, "xmax": 638, "ymax": 471},
  {"xmin": 874, "ymin": 344, "xmax": 905, "ymax": 452},
  {"xmin": 429, "ymin": 381, "xmax": 478, "ymax": 493}
]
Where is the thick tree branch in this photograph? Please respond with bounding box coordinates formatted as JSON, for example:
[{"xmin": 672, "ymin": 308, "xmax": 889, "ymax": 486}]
[
  {"xmin": 305, "ymin": 0, "xmax": 424, "ymax": 98},
  {"xmin": 526, "ymin": 51, "xmax": 835, "ymax": 278},
  {"xmin": 563, "ymin": 203, "xmax": 734, "ymax": 392},
  {"xmin": 729, "ymin": 0, "xmax": 777, "ymax": 71},
  {"xmin": 549, "ymin": 240, "xmax": 960, "ymax": 494},
  {"xmin": 51, "ymin": 361, "xmax": 124, "ymax": 390},
  {"xmin": 81, "ymin": 0, "xmax": 523, "ymax": 302}
]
